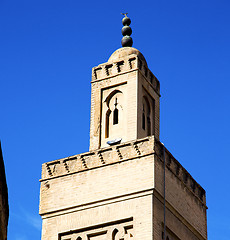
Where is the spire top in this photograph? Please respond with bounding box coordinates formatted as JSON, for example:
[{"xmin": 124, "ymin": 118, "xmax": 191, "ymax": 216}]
[{"xmin": 121, "ymin": 13, "xmax": 133, "ymax": 47}]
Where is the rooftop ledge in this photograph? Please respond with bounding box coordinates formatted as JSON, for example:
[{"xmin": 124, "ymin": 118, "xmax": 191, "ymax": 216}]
[
  {"xmin": 91, "ymin": 53, "xmax": 160, "ymax": 95},
  {"xmin": 40, "ymin": 136, "xmax": 206, "ymax": 206}
]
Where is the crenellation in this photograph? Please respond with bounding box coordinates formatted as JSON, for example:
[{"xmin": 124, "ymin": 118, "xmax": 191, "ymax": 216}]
[
  {"xmin": 98, "ymin": 147, "xmax": 115, "ymax": 164},
  {"xmin": 183, "ymin": 170, "xmax": 189, "ymax": 184},
  {"xmin": 46, "ymin": 160, "xmax": 63, "ymax": 177},
  {"xmin": 97, "ymin": 151, "xmax": 105, "ymax": 165},
  {"xmin": 105, "ymin": 64, "xmax": 113, "ymax": 76},
  {"xmin": 40, "ymin": 136, "xmax": 206, "ymax": 206},
  {"xmin": 138, "ymin": 58, "xmax": 142, "ymax": 70},
  {"xmin": 93, "ymin": 67, "xmax": 103, "ymax": 80},
  {"xmin": 149, "ymin": 72, "xmax": 154, "ymax": 84},
  {"xmin": 92, "ymin": 55, "xmax": 161, "ymax": 89},
  {"xmin": 116, "ymin": 143, "xmax": 138, "ymax": 160},
  {"xmin": 41, "ymin": 137, "xmax": 154, "ymax": 181},
  {"xmin": 63, "ymin": 160, "xmax": 70, "ymax": 173},
  {"xmin": 173, "ymin": 160, "xmax": 181, "ymax": 176},
  {"xmin": 80, "ymin": 155, "xmax": 87, "ymax": 169},
  {"xmin": 166, "ymin": 154, "xmax": 172, "ymax": 167},
  {"xmin": 116, "ymin": 60, "xmax": 125, "ymax": 72},
  {"xmin": 156, "ymin": 78, "xmax": 160, "ymax": 93},
  {"xmin": 128, "ymin": 57, "xmax": 136, "ymax": 69},
  {"xmin": 64, "ymin": 156, "xmax": 83, "ymax": 173},
  {"xmin": 154, "ymin": 140, "xmax": 206, "ymax": 205},
  {"xmin": 144, "ymin": 65, "xmax": 148, "ymax": 78},
  {"xmin": 139, "ymin": 65, "xmax": 160, "ymax": 95},
  {"xmin": 198, "ymin": 187, "xmax": 206, "ymax": 202},
  {"xmin": 91, "ymin": 55, "xmax": 160, "ymax": 151},
  {"xmin": 116, "ymin": 147, "xmax": 123, "ymax": 160},
  {"xmin": 190, "ymin": 177, "xmax": 196, "ymax": 192},
  {"xmin": 40, "ymin": 34, "xmax": 207, "ymax": 239},
  {"xmin": 132, "ymin": 142, "xmax": 141, "ymax": 156},
  {"xmin": 92, "ymin": 55, "xmax": 138, "ymax": 82}
]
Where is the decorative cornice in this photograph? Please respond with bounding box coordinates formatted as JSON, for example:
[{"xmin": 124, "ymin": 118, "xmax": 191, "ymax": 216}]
[
  {"xmin": 91, "ymin": 55, "xmax": 160, "ymax": 95},
  {"xmin": 40, "ymin": 136, "xmax": 206, "ymax": 205}
]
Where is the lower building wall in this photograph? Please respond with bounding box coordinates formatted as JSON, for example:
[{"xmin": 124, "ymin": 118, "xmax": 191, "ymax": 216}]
[
  {"xmin": 154, "ymin": 155, "xmax": 207, "ymax": 239},
  {"xmin": 41, "ymin": 194, "xmax": 153, "ymax": 240},
  {"xmin": 153, "ymin": 195, "xmax": 204, "ymax": 240},
  {"xmin": 39, "ymin": 137, "xmax": 207, "ymax": 240},
  {"xmin": 40, "ymin": 155, "xmax": 155, "ymax": 215}
]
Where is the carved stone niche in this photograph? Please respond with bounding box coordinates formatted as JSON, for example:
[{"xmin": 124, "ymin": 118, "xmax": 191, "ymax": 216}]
[{"xmin": 59, "ymin": 218, "xmax": 134, "ymax": 240}]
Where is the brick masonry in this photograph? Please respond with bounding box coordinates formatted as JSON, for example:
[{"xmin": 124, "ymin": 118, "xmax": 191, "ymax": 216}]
[
  {"xmin": 40, "ymin": 136, "xmax": 207, "ymax": 240},
  {"xmin": 39, "ymin": 47, "xmax": 207, "ymax": 240}
]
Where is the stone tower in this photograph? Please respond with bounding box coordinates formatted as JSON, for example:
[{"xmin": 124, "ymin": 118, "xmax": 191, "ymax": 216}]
[
  {"xmin": 90, "ymin": 47, "xmax": 160, "ymax": 150},
  {"xmin": 39, "ymin": 16, "xmax": 207, "ymax": 240}
]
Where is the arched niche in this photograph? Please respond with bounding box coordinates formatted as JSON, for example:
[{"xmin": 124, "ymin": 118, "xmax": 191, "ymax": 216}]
[
  {"xmin": 105, "ymin": 90, "xmax": 124, "ymax": 139},
  {"xmin": 142, "ymin": 96, "xmax": 153, "ymax": 136}
]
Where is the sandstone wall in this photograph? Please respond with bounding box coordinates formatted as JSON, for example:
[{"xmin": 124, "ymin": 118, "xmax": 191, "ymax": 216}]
[{"xmin": 40, "ymin": 137, "xmax": 207, "ymax": 240}]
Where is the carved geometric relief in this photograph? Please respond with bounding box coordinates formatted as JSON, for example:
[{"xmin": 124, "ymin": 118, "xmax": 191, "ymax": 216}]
[{"xmin": 59, "ymin": 218, "xmax": 133, "ymax": 240}]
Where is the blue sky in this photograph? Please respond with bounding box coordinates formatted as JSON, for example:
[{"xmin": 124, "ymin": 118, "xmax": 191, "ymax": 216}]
[{"xmin": 1, "ymin": 1, "xmax": 230, "ymax": 239}]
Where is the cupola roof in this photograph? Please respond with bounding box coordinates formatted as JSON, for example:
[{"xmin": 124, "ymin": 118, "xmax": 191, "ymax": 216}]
[{"xmin": 108, "ymin": 47, "xmax": 147, "ymax": 66}]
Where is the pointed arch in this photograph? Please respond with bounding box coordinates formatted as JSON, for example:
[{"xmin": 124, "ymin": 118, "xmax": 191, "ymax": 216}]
[
  {"xmin": 105, "ymin": 90, "xmax": 122, "ymax": 107},
  {"xmin": 104, "ymin": 90, "xmax": 124, "ymax": 139}
]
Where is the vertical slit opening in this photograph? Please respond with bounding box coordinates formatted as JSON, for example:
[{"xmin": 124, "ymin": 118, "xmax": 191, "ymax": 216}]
[
  {"xmin": 105, "ymin": 110, "xmax": 110, "ymax": 138},
  {"xmin": 113, "ymin": 108, "xmax": 118, "ymax": 125}
]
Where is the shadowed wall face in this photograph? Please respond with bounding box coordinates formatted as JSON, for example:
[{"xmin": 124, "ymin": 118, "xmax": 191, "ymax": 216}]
[{"xmin": 0, "ymin": 142, "xmax": 9, "ymax": 240}]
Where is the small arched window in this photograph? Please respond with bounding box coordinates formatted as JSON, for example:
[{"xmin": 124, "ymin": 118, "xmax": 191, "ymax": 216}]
[{"xmin": 104, "ymin": 91, "xmax": 123, "ymax": 139}]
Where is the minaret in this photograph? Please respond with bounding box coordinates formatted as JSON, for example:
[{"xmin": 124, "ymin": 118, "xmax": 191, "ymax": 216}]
[
  {"xmin": 90, "ymin": 14, "xmax": 160, "ymax": 150},
  {"xmin": 39, "ymin": 15, "xmax": 207, "ymax": 240}
]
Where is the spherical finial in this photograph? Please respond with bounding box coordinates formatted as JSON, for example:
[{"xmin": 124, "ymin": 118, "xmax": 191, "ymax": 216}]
[
  {"xmin": 121, "ymin": 13, "xmax": 133, "ymax": 47},
  {"xmin": 122, "ymin": 16, "xmax": 131, "ymax": 26}
]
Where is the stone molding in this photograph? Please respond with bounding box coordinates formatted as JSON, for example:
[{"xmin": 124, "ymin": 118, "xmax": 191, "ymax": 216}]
[
  {"xmin": 41, "ymin": 137, "xmax": 155, "ymax": 180},
  {"xmin": 40, "ymin": 189, "xmax": 154, "ymax": 218},
  {"xmin": 59, "ymin": 217, "xmax": 133, "ymax": 240}
]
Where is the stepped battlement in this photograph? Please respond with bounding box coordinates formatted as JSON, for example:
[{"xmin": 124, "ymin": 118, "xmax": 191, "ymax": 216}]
[
  {"xmin": 41, "ymin": 136, "xmax": 206, "ymax": 205},
  {"xmin": 92, "ymin": 54, "xmax": 160, "ymax": 95}
]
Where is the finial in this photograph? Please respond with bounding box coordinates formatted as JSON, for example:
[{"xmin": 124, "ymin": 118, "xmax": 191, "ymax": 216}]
[{"xmin": 121, "ymin": 13, "xmax": 133, "ymax": 47}]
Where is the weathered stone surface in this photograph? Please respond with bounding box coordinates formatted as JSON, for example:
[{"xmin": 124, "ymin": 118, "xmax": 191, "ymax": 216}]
[
  {"xmin": 90, "ymin": 47, "xmax": 160, "ymax": 150},
  {"xmin": 39, "ymin": 47, "xmax": 207, "ymax": 240},
  {"xmin": 40, "ymin": 136, "xmax": 207, "ymax": 240}
]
